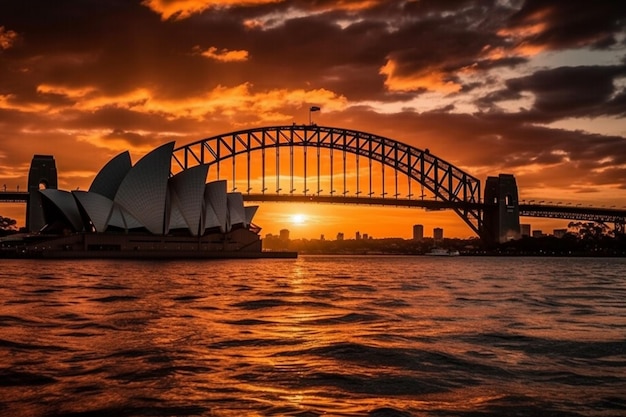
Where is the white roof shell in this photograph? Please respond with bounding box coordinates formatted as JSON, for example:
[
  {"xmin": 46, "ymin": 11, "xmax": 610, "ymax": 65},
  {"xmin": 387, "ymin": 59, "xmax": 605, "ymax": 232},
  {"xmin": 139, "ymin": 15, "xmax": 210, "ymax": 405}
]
[
  {"xmin": 114, "ymin": 142, "xmax": 174, "ymax": 234},
  {"xmin": 107, "ymin": 204, "xmax": 144, "ymax": 230},
  {"xmin": 38, "ymin": 143, "xmax": 261, "ymax": 237},
  {"xmin": 168, "ymin": 164, "xmax": 208, "ymax": 236},
  {"xmin": 40, "ymin": 189, "xmax": 84, "ymax": 231},
  {"xmin": 204, "ymin": 180, "xmax": 228, "ymax": 233},
  {"xmin": 89, "ymin": 151, "xmax": 132, "ymax": 200},
  {"xmin": 72, "ymin": 190, "xmax": 113, "ymax": 232},
  {"xmin": 244, "ymin": 205, "xmax": 258, "ymax": 226},
  {"xmin": 203, "ymin": 200, "xmax": 221, "ymax": 231},
  {"xmin": 227, "ymin": 192, "xmax": 246, "ymax": 228},
  {"xmin": 167, "ymin": 195, "xmax": 189, "ymax": 231}
]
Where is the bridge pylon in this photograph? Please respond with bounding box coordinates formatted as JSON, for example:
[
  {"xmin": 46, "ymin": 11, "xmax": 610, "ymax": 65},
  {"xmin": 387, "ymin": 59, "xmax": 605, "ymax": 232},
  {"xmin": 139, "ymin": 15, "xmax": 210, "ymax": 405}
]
[
  {"xmin": 26, "ymin": 155, "xmax": 57, "ymax": 232},
  {"xmin": 483, "ymin": 174, "xmax": 521, "ymax": 244}
]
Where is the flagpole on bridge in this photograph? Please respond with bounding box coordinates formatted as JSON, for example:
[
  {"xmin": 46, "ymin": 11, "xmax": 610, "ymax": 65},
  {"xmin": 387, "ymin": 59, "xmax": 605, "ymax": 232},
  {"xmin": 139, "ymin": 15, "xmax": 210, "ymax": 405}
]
[{"xmin": 309, "ymin": 106, "xmax": 320, "ymax": 125}]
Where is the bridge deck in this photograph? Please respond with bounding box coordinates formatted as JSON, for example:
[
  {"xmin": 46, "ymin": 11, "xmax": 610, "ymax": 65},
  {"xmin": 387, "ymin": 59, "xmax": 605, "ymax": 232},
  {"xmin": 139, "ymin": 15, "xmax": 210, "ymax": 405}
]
[
  {"xmin": 4, "ymin": 191, "xmax": 625, "ymax": 223},
  {"xmin": 520, "ymin": 203, "xmax": 626, "ymax": 223},
  {"xmin": 242, "ymin": 193, "xmax": 481, "ymax": 210},
  {"xmin": 0, "ymin": 192, "xmax": 29, "ymax": 203}
]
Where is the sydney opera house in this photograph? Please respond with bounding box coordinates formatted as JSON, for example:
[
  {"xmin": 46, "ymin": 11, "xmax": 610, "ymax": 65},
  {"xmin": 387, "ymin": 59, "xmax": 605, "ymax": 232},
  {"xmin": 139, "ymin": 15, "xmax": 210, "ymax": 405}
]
[{"xmin": 2, "ymin": 142, "xmax": 290, "ymax": 258}]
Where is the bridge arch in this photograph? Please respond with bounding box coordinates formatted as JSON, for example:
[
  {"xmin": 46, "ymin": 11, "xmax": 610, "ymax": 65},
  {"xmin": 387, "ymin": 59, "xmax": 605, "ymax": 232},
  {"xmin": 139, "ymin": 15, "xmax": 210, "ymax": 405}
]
[{"xmin": 172, "ymin": 125, "xmax": 483, "ymax": 235}]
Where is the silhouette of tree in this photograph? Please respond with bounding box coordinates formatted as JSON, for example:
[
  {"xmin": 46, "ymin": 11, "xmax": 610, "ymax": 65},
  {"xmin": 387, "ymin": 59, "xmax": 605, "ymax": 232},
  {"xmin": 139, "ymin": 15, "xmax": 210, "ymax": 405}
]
[
  {"xmin": 567, "ymin": 221, "xmax": 612, "ymax": 240},
  {"xmin": 0, "ymin": 215, "xmax": 17, "ymax": 235}
]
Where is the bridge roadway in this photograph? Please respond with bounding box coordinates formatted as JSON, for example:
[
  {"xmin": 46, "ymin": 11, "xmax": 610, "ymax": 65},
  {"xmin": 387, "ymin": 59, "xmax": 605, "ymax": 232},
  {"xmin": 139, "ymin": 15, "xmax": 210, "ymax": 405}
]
[
  {"xmin": 519, "ymin": 203, "xmax": 626, "ymax": 224},
  {"xmin": 2, "ymin": 191, "xmax": 625, "ymax": 225},
  {"xmin": 242, "ymin": 194, "xmax": 626, "ymax": 224},
  {"xmin": 0, "ymin": 191, "xmax": 28, "ymax": 203}
]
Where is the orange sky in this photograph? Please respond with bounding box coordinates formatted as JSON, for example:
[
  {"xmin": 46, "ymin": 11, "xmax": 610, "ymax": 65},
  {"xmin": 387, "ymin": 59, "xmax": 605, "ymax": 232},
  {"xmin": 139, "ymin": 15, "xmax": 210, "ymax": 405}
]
[{"xmin": 1, "ymin": 1, "xmax": 626, "ymax": 238}]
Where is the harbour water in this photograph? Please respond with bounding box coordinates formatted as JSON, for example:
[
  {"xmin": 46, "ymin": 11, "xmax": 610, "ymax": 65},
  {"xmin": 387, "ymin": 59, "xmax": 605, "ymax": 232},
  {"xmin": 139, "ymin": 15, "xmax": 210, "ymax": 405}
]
[{"xmin": 1, "ymin": 256, "xmax": 625, "ymax": 416}]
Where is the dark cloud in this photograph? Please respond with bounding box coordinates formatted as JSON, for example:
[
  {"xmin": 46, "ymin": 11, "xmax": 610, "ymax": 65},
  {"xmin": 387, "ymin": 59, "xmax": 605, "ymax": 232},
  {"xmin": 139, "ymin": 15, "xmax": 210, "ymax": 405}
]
[
  {"xmin": 104, "ymin": 129, "xmax": 148, "ymax": 147},
  {"xmin": 507, "ymin": 0, "xmax": 626, "ymax": 51},
  {"xmin": 503, "ymin": 65, "xmax": 626, "ymax": 120},
  {"xmin": 382, "ymin": 8, "xmax": 509, "ymax": 76},
  {"xmin": 321, "ymin": 107, "xmax": 626, "ymax": 188}
]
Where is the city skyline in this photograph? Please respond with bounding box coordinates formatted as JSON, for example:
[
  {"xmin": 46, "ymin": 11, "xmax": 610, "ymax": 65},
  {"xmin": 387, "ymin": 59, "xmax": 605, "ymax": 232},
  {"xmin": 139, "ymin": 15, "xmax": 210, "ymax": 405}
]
[
  {"xmin": 266, "ymin": 222, "xmax": 568, "ymax": 242},
  {"xmin": 2, "ymin": 1, "xmax": 626, "ymax": 238}
]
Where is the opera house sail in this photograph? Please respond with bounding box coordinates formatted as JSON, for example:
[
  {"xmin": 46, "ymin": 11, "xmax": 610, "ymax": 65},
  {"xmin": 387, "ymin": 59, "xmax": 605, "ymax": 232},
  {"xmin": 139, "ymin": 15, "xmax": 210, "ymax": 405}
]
[{"xmin": 1, "ymin": 142, "xmax": 293, "ymax": 259}]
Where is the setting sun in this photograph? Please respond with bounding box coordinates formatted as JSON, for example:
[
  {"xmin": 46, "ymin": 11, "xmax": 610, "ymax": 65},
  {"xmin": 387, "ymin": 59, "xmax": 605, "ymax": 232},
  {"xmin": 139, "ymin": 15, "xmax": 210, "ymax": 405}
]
[{"xmin": 290, "ymin": 213, "xmax": 307, "ymax": 225}]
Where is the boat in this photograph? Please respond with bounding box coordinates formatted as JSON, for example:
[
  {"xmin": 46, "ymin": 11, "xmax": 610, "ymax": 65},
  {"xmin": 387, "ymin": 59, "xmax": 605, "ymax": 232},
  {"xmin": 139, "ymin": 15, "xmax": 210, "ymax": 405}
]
[{"xmin": 426, "ymin": 248, "xmax": 460, "ymax": 256}]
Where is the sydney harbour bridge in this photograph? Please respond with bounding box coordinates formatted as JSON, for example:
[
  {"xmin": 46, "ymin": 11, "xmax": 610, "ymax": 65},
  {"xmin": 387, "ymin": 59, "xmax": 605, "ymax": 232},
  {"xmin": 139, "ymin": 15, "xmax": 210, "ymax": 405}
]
[{"xmin": 2, "ymin": 125, "xmax": 625, "ymax": 243}]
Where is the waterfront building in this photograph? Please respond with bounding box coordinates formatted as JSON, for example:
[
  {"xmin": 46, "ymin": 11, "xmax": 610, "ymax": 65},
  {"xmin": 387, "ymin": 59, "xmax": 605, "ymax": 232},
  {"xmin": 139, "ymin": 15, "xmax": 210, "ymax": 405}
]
[
  {"xmin": 413, "ymin": 224, "xmax": 424, "ymax": 241},
  {"xmin": 433, "ymin": 227, "xmax": 444, "ymax": 241},
  {"xmin": 1, "ymin": 142, "xmax": 281, "ymax": 258}
]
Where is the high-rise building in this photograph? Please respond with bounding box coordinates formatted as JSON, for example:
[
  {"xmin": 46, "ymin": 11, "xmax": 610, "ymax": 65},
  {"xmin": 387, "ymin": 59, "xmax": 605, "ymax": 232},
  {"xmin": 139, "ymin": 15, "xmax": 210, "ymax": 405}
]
[
  {"xmin": 433, "ymin": 227, "xmax": 444, "ymax": 241},
  {"xmin": 336, "ymin": 232, "xmax": 344, "ymax": 241},
  {"xmin": 521, "ymin": 224, "xmax": 531, "ymax": 237},
  {"xmin": 279, "ymin": 229, "xmax": 290, "ymax": 241},
  {"xmin": 413, "ymin": 224, "xmax": 424, "ymax": 241},
  {"xmin": 356, "ymin": 231, "xmax": 361, "ymax": 240}
]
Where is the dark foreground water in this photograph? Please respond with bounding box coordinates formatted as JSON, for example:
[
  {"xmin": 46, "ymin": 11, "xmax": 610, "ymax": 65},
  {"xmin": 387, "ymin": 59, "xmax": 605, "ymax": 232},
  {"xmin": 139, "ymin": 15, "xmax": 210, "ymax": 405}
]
[{"xmin": 1, "ymin": 256, "xmax": 625, "ymax": 417}]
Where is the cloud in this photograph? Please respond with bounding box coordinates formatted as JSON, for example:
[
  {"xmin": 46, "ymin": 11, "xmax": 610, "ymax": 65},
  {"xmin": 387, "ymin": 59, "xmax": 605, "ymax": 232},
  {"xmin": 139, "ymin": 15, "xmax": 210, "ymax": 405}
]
[
  {"xmin": 373, "ymin": 2, "xmax": 525, "ymax": 95},
  {"xmin": 501, "ymin": 65, "xmax": 626, "ymax": 120},
  {"xmin": 380, "ymin": 58, "xmax": 461, "ymax": 93},
  {"xmin": 0, "ymin": 26, "xmax": 19, "ymax": 50},
  {"xmin": 141, "ymin": 0, "xmax": 283, "ymax": 20},
  {"xmin": 142, "ymin": 0, "xmax": 388, "ymax": 21},
  {"xmin": 505, "ymin": 1, "xmax": 626, "ymax": 52},
  {"xmin": 194, "ymin": 46, "xmax": 249, "ymax": 62}
]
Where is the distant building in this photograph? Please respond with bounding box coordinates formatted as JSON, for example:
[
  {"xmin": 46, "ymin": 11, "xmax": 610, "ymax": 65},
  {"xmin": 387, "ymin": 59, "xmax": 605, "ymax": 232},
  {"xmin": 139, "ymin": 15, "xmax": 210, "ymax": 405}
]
[
  {"xmin": 320, "ymin": 234, "xmax": 325, "ymax": 241},
  {"xmin": 355, "ymin": 231, "xmax": 361, "ymax": 240},
  {"xmin": 336, "ymin": 232, "xmax": 344, "ymax": 241},
  {"xmin": 363, "ymin": 233, "xmax": 369, "ymax": 240},
  {"xmin": 413, "ymin": 224, "xmax": 424, "ymax": 241},
  {"xmin": 532, "ymin": 230, "xmax": 544, "ymax": 238},
  {"xmin": 279, "ymin": 229, "xmax": 290, "ymax": 241},
  {"xmin": 521, "ymin": 224, "xmax": 531, "ymax": 237},
  {"xmin": 433, "ymin": 227, "xmax": 444, "ymax": 241},
  {"xmin": 553, "ymin": 229, "xmax": 567, "ymax": 238}
]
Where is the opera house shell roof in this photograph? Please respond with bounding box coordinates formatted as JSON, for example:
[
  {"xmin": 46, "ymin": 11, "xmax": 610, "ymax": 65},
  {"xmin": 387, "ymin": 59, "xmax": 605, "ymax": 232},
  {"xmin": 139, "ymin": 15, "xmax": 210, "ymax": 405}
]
[{"xmin": 38, "ymin": 142, "xmax": 259, "ymax": 237}]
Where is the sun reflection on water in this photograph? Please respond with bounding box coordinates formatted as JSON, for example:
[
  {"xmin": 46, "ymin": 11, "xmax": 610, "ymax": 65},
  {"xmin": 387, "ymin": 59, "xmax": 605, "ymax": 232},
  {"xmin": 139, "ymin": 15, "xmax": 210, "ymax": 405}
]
[{"xmin": 0, "ymin": 256, "xmax": 625, "ymax": 416}]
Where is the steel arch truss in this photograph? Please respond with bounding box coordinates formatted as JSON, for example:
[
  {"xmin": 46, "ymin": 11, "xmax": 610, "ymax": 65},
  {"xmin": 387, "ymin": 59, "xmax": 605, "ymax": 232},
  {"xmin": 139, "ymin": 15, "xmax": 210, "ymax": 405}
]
[{"xmin": 172, "ymin": 125, "xmax": 483, "ymax": 235}]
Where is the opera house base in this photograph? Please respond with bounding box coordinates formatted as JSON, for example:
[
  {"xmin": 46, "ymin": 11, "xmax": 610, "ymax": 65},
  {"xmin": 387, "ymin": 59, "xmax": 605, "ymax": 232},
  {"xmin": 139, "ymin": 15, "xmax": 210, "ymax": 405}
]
[{"xmin": 1, "ymin": 229, "xmax": 297, "ymax": 260}]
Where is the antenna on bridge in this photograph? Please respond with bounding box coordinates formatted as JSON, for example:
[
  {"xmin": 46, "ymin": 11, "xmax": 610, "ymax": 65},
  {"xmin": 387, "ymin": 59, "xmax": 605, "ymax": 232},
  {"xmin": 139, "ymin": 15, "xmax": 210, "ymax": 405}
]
[{"xmin": 309, "ymin": 106, "xmax": 320, "ymax": 125}]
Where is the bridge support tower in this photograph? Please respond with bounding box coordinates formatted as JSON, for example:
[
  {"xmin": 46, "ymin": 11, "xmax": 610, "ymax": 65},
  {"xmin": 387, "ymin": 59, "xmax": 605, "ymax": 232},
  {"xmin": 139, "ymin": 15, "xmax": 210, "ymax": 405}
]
[
  {"xmin": 26, "ymin": 155, "xmax": 57, "ymax": 232},
  {"xmin": 483, "ymin": 174, "xmax": 521, "ymax": 244}
]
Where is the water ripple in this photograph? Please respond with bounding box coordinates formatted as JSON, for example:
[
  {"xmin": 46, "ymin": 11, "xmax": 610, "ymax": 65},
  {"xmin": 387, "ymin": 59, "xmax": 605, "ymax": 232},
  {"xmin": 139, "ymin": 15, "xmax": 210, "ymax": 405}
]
[{"xmin": 0, "ymin": 256, "xmax": 624, "ymax": 416}]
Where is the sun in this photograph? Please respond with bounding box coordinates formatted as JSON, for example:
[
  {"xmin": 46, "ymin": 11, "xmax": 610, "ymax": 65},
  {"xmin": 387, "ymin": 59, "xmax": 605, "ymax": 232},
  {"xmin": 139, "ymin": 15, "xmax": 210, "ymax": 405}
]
[{"xmin": 290, "ymin": 213, "xmax": 307, "ymax": 225}]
